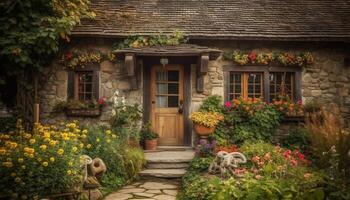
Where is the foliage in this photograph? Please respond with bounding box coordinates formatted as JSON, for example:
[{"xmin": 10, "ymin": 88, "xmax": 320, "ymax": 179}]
[
  {"xmin": 60, "ymin": 49, "xmax": 116, "ymax": 70},
  {"xmin": 199, "ymin": 95, "xmax": 225, "ymax": 113},
  {"xmin": 179, "ymin": 141, "xmax": 325, "ymax": 200},
  {"xmin": 217, "ymin": 97, "xmax": 281, "ymax": 145},
  {"xmin": 190, "ymin": 112, "xmax": 224, "ymax": 128},
  {"xmin": 0, "ymin": 0, "xmax": 95, "ymax": 81},
  {"xmin": 0, "ymin": 120, "xmax": 83, "ymax": 198},
  {"xmin": 281, "ymin": 127, "xmax": 311, "ymax": 152},
  {"xmin": 110, "ymin": 90, "xmax": 143, "ymax": 139},
  {"xmin": 304, "ymin": 100, "xmax": 322, "ymax": 113},
  {"xmin": 195, "ymin": 139, "xmax": 216, "ymax": 157},
  {"xmin": 224, "ymin": 51, "xmax": 314, "ymax": 67},
  {"xmin": 113, "ymin": 31, "xmax": 188, "ymax": 49},
  {"xmin": 52, "ymin": 98, "xmax": 106, "ymax": 113},
  {"xmin": 140, "ymin": 123, "xmax": 159, "ymax": 140},
  {"xmin": 188, "ymin": 157, "xmax": 214, "ymax": 172},
  {"xmin": 0, "ymin": 116, "xmax": 17, "ymax": 132}
]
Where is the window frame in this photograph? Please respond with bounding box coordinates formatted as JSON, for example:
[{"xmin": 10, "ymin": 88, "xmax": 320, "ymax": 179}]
[
  {"xmin": 224, "ymin": 65, "xmax": 302, "ymax": 103},
  {"xmin": 67, "ymin": 64, "xmax": 100, "ymax": 102}
]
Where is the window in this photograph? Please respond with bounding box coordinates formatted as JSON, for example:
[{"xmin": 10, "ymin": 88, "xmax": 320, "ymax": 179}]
[
  {"xmin": 269, "ymin": 72, "xmax": 294, "ymax": 102},
  {"xmin": 228, "ymin": 72, "xmax": 263, "ymax": 100},
  {"xmin": 225, "ymin": 66, "xmax": 301, "ymax": 103},
  {"xmin": 76, "ymin": 71, "xmax": 94, "ymax": 101}
]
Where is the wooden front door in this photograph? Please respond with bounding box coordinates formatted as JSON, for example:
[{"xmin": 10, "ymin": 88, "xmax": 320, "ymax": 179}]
[{"xmin": 150, "ymin": 65, "xmax": 184, "ymax": 146}]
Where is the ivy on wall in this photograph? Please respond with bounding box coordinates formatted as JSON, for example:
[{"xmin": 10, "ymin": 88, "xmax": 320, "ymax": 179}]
[{"xmin": 224, "ymin": 51, "xmax": 314, "ymax": 67}]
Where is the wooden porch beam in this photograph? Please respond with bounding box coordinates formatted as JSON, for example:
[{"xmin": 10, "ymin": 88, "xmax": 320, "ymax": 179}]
[{"xmin": 125, "ymin": 53, "xmax": 138, "ymax": 90}]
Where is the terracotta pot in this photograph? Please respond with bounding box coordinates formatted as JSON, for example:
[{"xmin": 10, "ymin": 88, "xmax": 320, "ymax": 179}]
[
  {"xmin": 144, "ymin": 139, "xmax": 158, "ymax": 150},
  {"xmin": 194, "ymin": 124, "xmax": 215, "ymax": 137}
]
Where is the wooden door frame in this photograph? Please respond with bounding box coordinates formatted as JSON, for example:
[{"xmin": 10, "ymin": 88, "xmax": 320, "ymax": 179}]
[
  {"xmin": 150, "ymin": 64, "xmax": 184, "ymax": 145},
  {"xmin": 142, "ymin": 56, "xmax": 193, "ymax": 146}
]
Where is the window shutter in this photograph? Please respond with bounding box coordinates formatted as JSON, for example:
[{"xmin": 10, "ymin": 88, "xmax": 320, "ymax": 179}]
[
  {"xmin": 67, "ymin": 71, "xmax": 74, "ymax": 99},
  {"xmin": 93, "ymin": 71, "xmax": 100, "ymax": 100}
]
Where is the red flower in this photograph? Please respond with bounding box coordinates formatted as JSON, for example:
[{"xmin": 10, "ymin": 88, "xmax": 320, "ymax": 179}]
[
  {"xmin": 65, "ymin": 52, "xmax": 73, "ymax": 60},
  {"xmin": 297, "ymin": 100, "xmax": 303, "ymax": 105},
  {"xmin": 283, "ymin": 150, "xmax": 291, "ymax": 159},
  {"xmin": 225, "ymin": 101, "xmax": 232, "ymax": 108},
  {"xmin": 98, "ymin": 97, "xmax": 105, "ymax": 105},
  {"xmin": 248, "ymin": 52, "xmax": 257, "ymax": 62},
  {"xmin": 290, "ymin": 159, "xmax": 298, "ymax": 166}
]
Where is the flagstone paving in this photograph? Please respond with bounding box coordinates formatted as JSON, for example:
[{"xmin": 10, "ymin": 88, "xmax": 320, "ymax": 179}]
[{"xmin": 104, "ymin": 179, "xmax": 179, "ymax": 200}]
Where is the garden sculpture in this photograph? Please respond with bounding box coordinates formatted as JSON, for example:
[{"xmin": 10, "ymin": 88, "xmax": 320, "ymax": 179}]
[
  {"xmin": 80, "ymin": 155, "xmax": 106, "ymax": 200},
  {"xmin": 209, "ymin": 151, "xmax": 247, "ymax": 178}
]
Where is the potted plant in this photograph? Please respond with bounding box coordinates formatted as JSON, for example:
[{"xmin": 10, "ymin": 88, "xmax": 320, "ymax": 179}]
[
  {"xmin": 190, "ymin": 111, "xmax": 224, "ymax": 138},
  {"xmin": 141, "ymin": 123, "xmax": 159, "ymax": 150}
]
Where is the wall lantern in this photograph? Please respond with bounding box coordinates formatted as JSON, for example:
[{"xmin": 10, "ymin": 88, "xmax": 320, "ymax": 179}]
[{"xmin": 160, "ymin": 57, "xmax": 169, "ymax": 67}]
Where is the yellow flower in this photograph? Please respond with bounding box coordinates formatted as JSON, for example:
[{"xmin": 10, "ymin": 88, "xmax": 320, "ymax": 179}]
[
  {"xmin": 67, "ymin": 170, "xmax": 72, "ymax": 175},
  {"xmin": 39, "ymin": 145, "xmax": 47, "ymax": 151},
  {"xmin": 2, "ymin": 161, "xmax": 13, "ymax": 168},
  {"xmin": 50, "ymin": 157, "xmax": 55, "ymax": 162},
  {"xmin": 106, "ymin": 139, "xmax": 111, "ymax": 143},
  {"xmin": 105, "ymin": 130, "xmax": 111, "ymax": 135},
  {"xmin": 86, "ymin": 144, "xmax": 92, "ymax": 149},
  {"xmin": 43, "ymin": 132, "xmax": 50, "ymax": 139},
  {"xmin": 68, "ymin": 161, "xmax": 73, "ymax": 166},
  {"xmin": 72, "ymin": 146, "xmax": 78, "ymax": 152},
  {"xmin": 0, "ymin": 148, "xmax": 6, "ymax": 155},
  {"xmin": 14, "ymin": 177, "xmax": 21, "ymax": 183},
  {"xmin": 28, "ymin": 154, "xmax": 34, "ymax": 159},
  {"xmin": 18, "ymin": 158, "xmax": 24, "ymax": 163},
  {"xmin": 49, "ymin": 140, "xmax": 57, "ymax": 147},
  {"xmin": 57, "ymin": 149, "xmax": 64, "ymax": 155},
  {"xmin": 112, "ymin": 134, "xmax": 117, "ymax": 139},
  {"xmin": 81, "ymin": 134, "xmax": 87, "ymax": 139},
  {"xmin": 96, "ymin": 138, "xmax": 100, "ymax": 142},
  {"xmin": 24, "ymin": 134, "xmax": 31, "ymax": 139},
  {"xmin": 82, "ymin": 129, "xmax": 88, "ymax": 134},
  {"xmin": 24, "ymin": 147, "xmax": 35, "ymax": 154},
  {"xmin": 72, "ymin": 170, "xmax": 76, "ymax": 175},
  {"xmin": 21, "ymin": 165, "xmax": 26, "ymax": 169},
  {"xmin": 79, "ymin": 143, "xmax": 84, "ymax": 148},
  {"xmin": 29, "ymin": 139, "xmax": 36, "ymax": 144},
  {"xmin": 42, "ymin": 162, "xmax": 48, "ymax": 167},
  {"xmin": 10, "ymin": 173, "xmax": 16, "ymax": 177},
  {"xmin": 37, "ymin": 158, "xmax": 42, "ymax": 162}
]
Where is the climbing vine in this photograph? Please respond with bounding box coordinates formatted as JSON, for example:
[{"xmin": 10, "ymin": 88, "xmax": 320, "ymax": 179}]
[{"xmin": 224, "ymin": 51, "xmax": 314, "ymax": 67}]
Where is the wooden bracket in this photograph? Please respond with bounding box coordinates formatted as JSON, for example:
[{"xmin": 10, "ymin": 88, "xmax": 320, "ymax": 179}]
[
  {"xmin": 125, "ymin": 53, "xmax": 138, "ymax": 90},
  {"xmin": 195, "ymin": 53, "xmax": 209, "ymax": 93}
]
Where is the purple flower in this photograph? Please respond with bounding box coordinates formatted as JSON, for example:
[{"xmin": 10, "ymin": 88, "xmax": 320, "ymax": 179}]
[{"xmin": 199, "ymin": 139, "xmax": 207, "ymax": 145}]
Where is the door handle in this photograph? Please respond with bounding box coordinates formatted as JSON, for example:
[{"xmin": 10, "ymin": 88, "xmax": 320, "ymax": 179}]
[{"xmin": 178, "ymin": 100, "xmax": 183, "ymax": 114}]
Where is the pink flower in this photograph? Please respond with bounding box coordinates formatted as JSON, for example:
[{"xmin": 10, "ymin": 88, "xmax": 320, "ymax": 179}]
[
  {"xmin": 254, "ymin": 174, "xmax": 262, "ymax": 180},
  {"xmin": 297, "ymin": 99, "xmax": 303, "ymax": 105},
  {"xmin": 248, "ymin": 52, "xmax": 257, "ymax": 62},
  {"xmin": 98, "ymin": 97, "xmax": 105, "ymax": 105},
  {"xmin": 290, "ymin": 159, "xmax": 298, "ymax": 166},
  {"xmin": 225, "ymin": 101, "xmax": 232, "ymax": 108},
  {"xmin": 263, "ymin": 152, "xmax": 271, "ymax": 161}
]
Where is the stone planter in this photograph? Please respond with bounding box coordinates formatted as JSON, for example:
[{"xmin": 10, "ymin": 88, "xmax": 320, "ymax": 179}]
[
  {"xmin": 144, "ymin": 139, "xmax": 158, "ymax": 150},
  {"xmin": 194, "ymin": 124, "xmax": 215, "ymax": 138},
  {"xmin": 66, "ymin": 108, "xmax": 101, "ymax": 117}
]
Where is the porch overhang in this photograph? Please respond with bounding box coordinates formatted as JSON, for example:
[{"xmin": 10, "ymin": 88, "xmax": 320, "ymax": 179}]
[{"xmin": 113, "ymin": 44, "xmax": 222, "ymax": 92}]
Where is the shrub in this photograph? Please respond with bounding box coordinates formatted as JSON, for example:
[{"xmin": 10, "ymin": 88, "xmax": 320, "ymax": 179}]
[
  {"xmin": 188, "ymin": 157, "xmax": 214, "ymax": 172},
  {"xmin": 199, "ymin": 95, "xmax": 225, "ymax": 113},
  {"xmin": 0, "ymin": 120, "xmax": 82, "ymax": 199},
  {"xmin": 281, "ymin": 126, "xmax": 311, "ymax": 152}
]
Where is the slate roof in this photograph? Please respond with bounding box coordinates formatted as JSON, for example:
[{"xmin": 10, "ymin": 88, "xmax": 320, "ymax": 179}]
[{"xmin": 72, "ymin": 0, "xmax": 350, "ymax": 41}]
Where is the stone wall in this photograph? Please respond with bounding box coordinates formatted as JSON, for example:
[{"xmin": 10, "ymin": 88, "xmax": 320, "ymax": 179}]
[{"xmin": 39, "ymin": 38, "xmax": 350, "ymax": 129}]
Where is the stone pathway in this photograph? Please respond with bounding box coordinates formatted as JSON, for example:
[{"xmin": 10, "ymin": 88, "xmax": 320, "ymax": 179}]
[{"xmin": 104, "ymin": 178, "xmax": 179, "ymax": 200}]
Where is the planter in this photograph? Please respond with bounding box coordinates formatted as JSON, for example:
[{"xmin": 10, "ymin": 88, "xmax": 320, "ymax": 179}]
[
  {"xmin": 66, "ymin": 108, "xmax": 101, "ymax": 117},
  {"xmin": 194, "ymin": 124, "xmax": 215, "ymax": 138},
  {"xmin": 144, "ymin": 139, "xmax": 158, "ymax": 150}
]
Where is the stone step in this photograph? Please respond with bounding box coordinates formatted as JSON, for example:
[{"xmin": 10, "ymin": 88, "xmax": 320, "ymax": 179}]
[
  {"xmin": 139, "ymin": 169, "xmax": 187, "ymax": 178},
  {"xmin": 157, "ymin": 146, "xmax": 194, "ymax": 151},
  {"xmin": 145, "ymin": 150, "xmax": 195, "ymax": 163},
  {"xmin": 147, "ymin": 162, "xmax": 189, "ymax": 169}
]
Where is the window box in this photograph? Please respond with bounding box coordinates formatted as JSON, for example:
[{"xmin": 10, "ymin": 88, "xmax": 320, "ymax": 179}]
[{"xmin": 65, "ymin": 108, "xmax": 101, "ymax": 117}]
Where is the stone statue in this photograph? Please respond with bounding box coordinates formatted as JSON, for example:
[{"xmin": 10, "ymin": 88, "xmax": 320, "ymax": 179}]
[{"xmin": 209, "ymin": 151, "xmax": 247, "ymax": 178}]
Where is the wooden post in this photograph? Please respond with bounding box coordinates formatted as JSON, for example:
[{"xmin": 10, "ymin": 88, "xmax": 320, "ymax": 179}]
[{"xmin": 34, "ymin": 103, "xmax": 40, "ymax": 123}]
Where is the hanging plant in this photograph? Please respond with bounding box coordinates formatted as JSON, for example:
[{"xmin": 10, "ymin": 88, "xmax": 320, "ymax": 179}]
[
  {"xmin": 112, "ymin": 31, "xmax": 188, "ymax": 49},
  {"xmin": 60, "ymin": 49, "xmax": 116, "ymax": 69},
  {"xmin": 224, "ymin": 51, "xmax": 314, "ymax": 67}
]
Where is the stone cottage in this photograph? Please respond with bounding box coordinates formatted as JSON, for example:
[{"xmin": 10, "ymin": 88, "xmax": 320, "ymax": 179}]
[{"xmin": 39, "ymin": 0, "xmax": 350, "ymax": 146}]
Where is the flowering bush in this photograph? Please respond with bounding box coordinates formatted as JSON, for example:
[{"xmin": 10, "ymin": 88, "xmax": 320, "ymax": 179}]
[
  {"xmin": 226, "ymin": 51, "xmax": 314, "ymax": 67},
  {"xmin": 60, "ymin": 49, "xmax": 116, "ymax": 69},
  {"xmin": 190, "ymin": 111, "xmax": 224, "ymax": 128},
  {"xmin": 0, "ymin": 120, "xmax": 83, "ymax": 199},
  {"xmin": 194, "ymin": 139, "xmax": 216, "ymax": 157},
  {"xmin": 271, "ymin": 99, "xmax": 304, "ymax": 116}
]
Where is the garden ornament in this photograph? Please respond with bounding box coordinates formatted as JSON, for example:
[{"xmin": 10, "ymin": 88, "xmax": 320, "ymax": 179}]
[
  {"xmin": 209, "ymin": 151, "xmax": 247, "ymax": 178},
  {"xmin": 89, "ymin": 158, "xmax": 107, "ymax": 180},
  {"xmin": 80, "ymin": 155, "xmax": 93, "ymax": 183}
]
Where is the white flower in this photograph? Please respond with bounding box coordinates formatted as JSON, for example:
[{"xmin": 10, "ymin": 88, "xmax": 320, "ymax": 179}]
[
  {"xmin": 330, "ymin": 145, "xmax": 337, "ymax": 153},
  {"xmin": 111, "ymin": 110, "xmax": 116, "ymax": 116},
  {"xmin": 114, "ymin": 90, "xmax": 119, "ymax": 96},
  {"xmin": 121, "ymin": 97, "xmax": 126, "ymax": 105}
]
